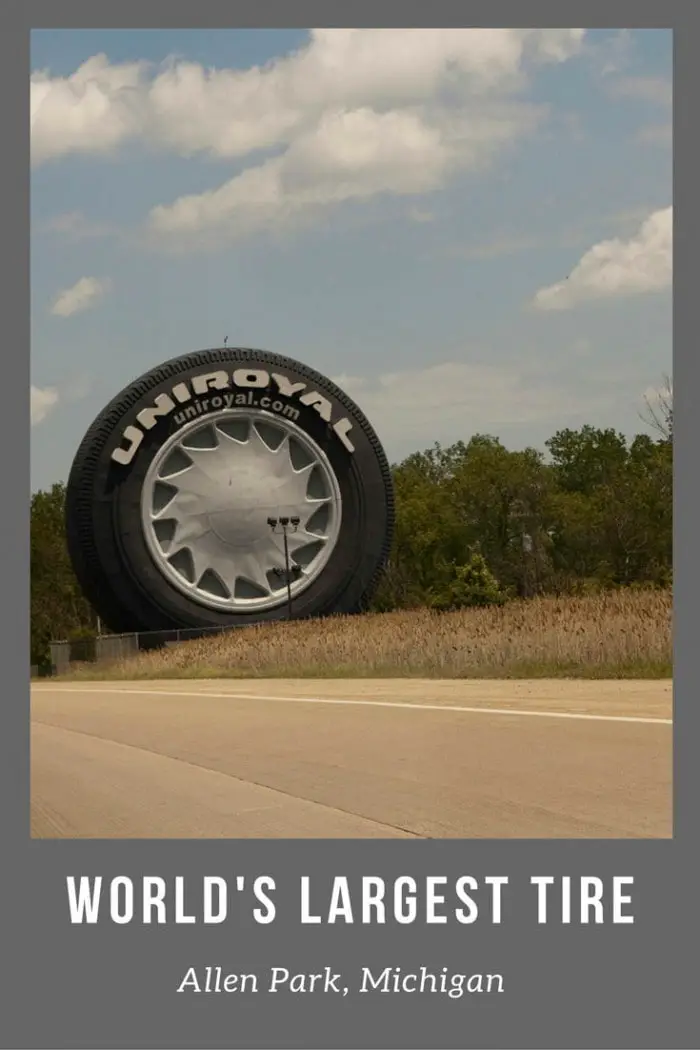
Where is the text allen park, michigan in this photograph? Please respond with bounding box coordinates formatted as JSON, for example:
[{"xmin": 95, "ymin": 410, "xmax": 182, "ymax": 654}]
[{"xmin": 176, "ymin": 965, "xmax": 504, "ymax": 999}]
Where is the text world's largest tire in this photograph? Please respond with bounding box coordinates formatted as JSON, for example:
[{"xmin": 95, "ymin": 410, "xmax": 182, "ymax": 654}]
[{"xmin": 65, "ymin": 347, "xmax": 394, "ymax": 634}]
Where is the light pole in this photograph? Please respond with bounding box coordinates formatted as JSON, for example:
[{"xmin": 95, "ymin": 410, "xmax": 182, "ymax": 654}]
[
  {"xmin": 267, "ymin": 516, "xmax": 301, "ymax": 620},
  {"xmin": 512, "ymin": 499, "xmax": 538, "ymax": 598}
]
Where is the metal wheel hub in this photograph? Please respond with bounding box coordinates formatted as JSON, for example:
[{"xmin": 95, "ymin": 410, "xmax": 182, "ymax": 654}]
[{"xmin": 141, "ymin": 409, "xmax": 342, "ymax": 613}]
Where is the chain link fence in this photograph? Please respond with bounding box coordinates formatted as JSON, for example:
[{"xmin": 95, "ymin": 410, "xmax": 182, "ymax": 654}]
[{"xmin": 46, "ymin": 624, "xmax": 244, "ymax": 676}]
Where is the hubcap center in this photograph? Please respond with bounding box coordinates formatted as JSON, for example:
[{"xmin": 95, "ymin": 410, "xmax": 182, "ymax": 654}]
[{"xmin": 189, "ymin": 459, "xmax": 306, "ymax": 548}]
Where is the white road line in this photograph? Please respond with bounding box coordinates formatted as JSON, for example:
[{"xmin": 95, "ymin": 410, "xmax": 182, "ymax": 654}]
[{"xmin": 32, "ymin": 685, "xmax": 673, "ymax": 725}]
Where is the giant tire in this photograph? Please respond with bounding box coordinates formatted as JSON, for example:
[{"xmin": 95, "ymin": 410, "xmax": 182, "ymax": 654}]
[{"xmin": 65, "ymin": 347, "xmax": 394, "ymax": 634}]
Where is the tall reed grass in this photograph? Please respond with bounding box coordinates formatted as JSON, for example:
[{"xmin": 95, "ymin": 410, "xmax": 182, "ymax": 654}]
[{"xmin": 71, "ymin": 588, "xmax": 672, "ymax": 680}]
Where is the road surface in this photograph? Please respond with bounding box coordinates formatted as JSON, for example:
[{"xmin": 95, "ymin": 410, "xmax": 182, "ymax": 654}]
[{"xmin": 30, "ymin": 678, "xmax": 672, "ymax": 839}]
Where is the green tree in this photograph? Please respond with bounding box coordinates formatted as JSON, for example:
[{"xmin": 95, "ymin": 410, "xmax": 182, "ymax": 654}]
[
  {"xmin": 30, "ymin": 483, "xmax": 95, "ymax": 667},
  {"xmin": 546, "ymin": 427, "xmax": 672, "ymax": 590},
  {"xmin": 546, "ymin": 426, "xmax": 629, "ymax": 496},
  {"xmin": 371, "ymin": 445, "xmax": 463, "ymax": 610},
  {"xmin": 373, "ymin": 436, "xmax": 557, "ymax": 608},
  {"xmin": 429, "ymin": 552, "xmax": 508, "ymax": 611},
  {"xmin": 443, "ymin": 436, "xmax": 555, "ymax": 597}
]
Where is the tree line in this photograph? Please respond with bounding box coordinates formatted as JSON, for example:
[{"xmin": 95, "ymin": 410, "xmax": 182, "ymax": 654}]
[{"xmin": 30, "ymin": 404, "xmax": 672, "ymax": 667}]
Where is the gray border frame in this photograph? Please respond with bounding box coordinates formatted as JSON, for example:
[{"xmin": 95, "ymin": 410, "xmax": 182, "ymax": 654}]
[{"xmin": 5, "ymin": 9, "xmax": 692, "ymax": 1049}]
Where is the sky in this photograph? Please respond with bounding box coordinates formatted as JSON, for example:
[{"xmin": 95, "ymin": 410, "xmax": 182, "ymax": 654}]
[{"xmin": 30, "ymin": 28, "xmax": 672, "ymax": 492}]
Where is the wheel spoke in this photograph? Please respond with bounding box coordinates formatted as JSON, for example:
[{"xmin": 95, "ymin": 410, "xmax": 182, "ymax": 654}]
[
  {"xmin": 306, "ymin": 493, "xmax": 333, "ymax": 505},
  {"xmin": 192, "ymin": 534, "xmax": 239, "ymax": 593},
  {"xmin": 236, "ymin": 553, "xmax": 274, "ymax": 595},
  {"xmin": 287, "ymin": 528, "xmax": 328, "ymax": 552},
  {"xmin": 151, "ymin": 485, "xmax": 179, "ymax": 520},
  {"xmin": 291, "ymin": 458, "xmax": 314, "ymax": 478},
  {"xmin": 249, "ymin": 424, "xmax": 276, "ymax": 457},
  {"xmin": 177, "ymin": 544, "xmax": 213, "ymax": 589},
  {"xmin": 158, "ymin": 462, "xmax": 193, "ymax": 483},
  {"xmin": 168, "ymin": 515, "xmax": 208, "ymax": 549}
]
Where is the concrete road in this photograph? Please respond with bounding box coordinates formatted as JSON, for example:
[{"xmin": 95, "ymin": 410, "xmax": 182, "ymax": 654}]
[{"xmin": 30, "ymin": 678, "xmax": 672, "ymax": 839}]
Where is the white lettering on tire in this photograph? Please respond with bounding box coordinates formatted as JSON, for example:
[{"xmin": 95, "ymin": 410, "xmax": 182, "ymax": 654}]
[
  {"xmin": 232, "ymin": 368, "xmax": 270, "ymax": 388},
  {"xmin": 191, "ymin": 371, "xmax": 230, "ymax": 395},
  {"xmin": 271, "ymin": 372, "xmax": 307, "ymax": 399},
  {"xmin": 299, "ymin": 390, "xmax": 333, "ymax": 422},
  {"xmin": 110, "ymin": 368, "xmax": 355, "ymax": 465},
  {"xmin": 111, "ymin": 425, "xmax": 145, "ymax": 465},
  {"xmin": 136, "ymin": 393, "xmax": 176, "ymax": 431},
  {"xmin": 332, "ymin": 417, "xmax": 355, "ymax": 453}
]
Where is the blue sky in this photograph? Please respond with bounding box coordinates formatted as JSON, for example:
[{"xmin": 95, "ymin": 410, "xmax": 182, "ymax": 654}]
[{"xmin": 30, "ymin": 29, "xmax": 672, "ymax": 492}]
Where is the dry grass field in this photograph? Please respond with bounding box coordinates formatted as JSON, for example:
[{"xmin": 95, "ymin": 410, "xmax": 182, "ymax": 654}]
[{"xmin": 68, "ymin": 588, "xmax": 672, "ymax": 680}]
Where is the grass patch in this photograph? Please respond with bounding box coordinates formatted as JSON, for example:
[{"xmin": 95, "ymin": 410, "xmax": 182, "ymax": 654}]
[{"xmin": 66, "ymin": 588, "xmax": 672, "ymax": 681}]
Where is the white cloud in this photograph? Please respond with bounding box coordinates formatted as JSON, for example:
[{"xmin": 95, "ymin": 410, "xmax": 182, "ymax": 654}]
[
  {"xmin": 50, "ymin": 276, "xmax": 111, "ymax": 318},
  {"xmin": 31, "ymin": 54, "xmax": 147, "ymax": 165},
  {"xmin": 531, "ymin": 206, "xmax": 672, "ymax": 311},
  {"xmin": 30, "ymin": 30, "xmax": 586, "ymax": 242},
  {"xmin": 31, "ymin": 31, "xmax": 585, "ymax": 163},
  {"xmin": 31, "ymin": 386, "xmax": 59, "ymax": 426},
  {"xmin": 146, "ymin": 29, "xmax": 583, "ymax": 159},
  {"xmin": 149, "ymin": 102, "xmax": 542, "ymax": 241},
  {"xmin": 332, "ymin": 358, "xmax": 614, "ymax": 453}
]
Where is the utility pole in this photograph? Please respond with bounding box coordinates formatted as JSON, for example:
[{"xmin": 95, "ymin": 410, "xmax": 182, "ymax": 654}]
[{"xmin": 267, "ymin": 516, "xmax": 301, "ymax": 619}]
